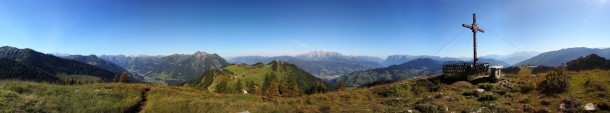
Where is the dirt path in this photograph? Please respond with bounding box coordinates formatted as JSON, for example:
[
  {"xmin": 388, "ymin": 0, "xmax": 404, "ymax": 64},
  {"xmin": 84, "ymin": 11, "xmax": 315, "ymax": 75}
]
[{"xmin": 127, "ymin": 87, "xmax": 151, "ymax": 113}]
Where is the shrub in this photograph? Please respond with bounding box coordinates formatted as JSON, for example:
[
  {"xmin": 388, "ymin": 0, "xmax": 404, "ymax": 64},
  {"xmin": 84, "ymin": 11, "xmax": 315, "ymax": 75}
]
[
  {"xmin": 373, "ymin": 86, "xmax": 400, "ymax": 97},
  {"xmin": 584, "ymin": 78, "xmax": 607, "ymax": 92},
  {"xmin": 411, "ymin": 79, "xmax": 439, "ymax": 95},
  {"xmin": 531, "ymin": 66, "xmax": 554, "ymax": 74},
  {"xmin": 538, "ymin": 69, "xmax": 569, "ymax": 95},
  {"xmin": 215, "ymin": 80, "xmax": 231, "ymax": 94},
  {"xmin": 599, "ymin": 102, "xmax": 610, "ymax": 111},
  {"xmin": 381, "ymin": 98, "xmax": 409, "ymax": 107},
  {"xmin": 477, "ymin": 94, "xmax": 498, "ymax": 101},
  {"xmin": 477, "ymin": 83, "xmax": 496, "ymax": 91},
  {"xmin": 501, "ymin": 66, "xmax": 520, "ymax": 74},
  {"xmin": 415, "ymin": 104, "xmax": 445, "ymax": 113},
  {"xmin": 462, "ymin": 90, "xmax": 479, "ymax": 97},
  {"xmin": 520, "ymin": 81, "xmax": 536, "ymax": 94}
]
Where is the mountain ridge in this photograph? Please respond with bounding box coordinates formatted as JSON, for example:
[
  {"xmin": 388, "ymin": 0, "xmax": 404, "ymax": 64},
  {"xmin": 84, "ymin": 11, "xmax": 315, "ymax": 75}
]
[
  {"xmin": 0, "ymin": 46, "xmax": 131, "ymax": 82},
  {"xmin": 100, "ymin": 51, "xmax": 230, "ymax": 85},
  {"xmin": 516, "ymin": 47, "xmax": 610, "ymax": 66}
]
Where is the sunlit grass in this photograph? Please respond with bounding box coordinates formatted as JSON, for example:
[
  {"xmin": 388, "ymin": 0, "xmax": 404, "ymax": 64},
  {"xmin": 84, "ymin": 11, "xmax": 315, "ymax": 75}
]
[{"xmin": 1, "ymin": 69, "xmax": 610, "ymax": 112}]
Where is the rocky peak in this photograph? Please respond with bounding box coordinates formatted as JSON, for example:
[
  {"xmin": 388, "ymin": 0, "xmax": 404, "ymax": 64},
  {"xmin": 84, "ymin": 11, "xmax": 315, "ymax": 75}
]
[
  {"xmin": 298, "ymin": 50, "xmax": 344, "ymax": 59},
  {"xmin": 194, "ymin": 51, "xmax": 209, "ymax": 58}
]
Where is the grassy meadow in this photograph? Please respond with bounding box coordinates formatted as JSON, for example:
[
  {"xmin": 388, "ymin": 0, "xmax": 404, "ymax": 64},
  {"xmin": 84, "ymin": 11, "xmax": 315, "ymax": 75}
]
[{"xmin": 1, "ymin": 67, "xmax": 609, "ymax": 112}]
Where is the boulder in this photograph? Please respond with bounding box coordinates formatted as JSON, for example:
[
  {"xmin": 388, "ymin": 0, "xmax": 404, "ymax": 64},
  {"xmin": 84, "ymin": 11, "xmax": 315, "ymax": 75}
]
[
  {"xmin": 475, "ymin": 88, "xmax": 485, "ymax": 94},
  {"xmin": 584, "ymin": 103, "xmax": 595, "ymax": 111}
]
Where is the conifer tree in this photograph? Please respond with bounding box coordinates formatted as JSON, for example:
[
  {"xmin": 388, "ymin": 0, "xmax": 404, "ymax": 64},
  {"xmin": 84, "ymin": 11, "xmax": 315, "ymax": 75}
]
[
  {"xmin": 334, "ymin": 79, "xmax": 345, "ymax": 91},
  {"xmin": 283, "ymin": 79, "xmax": 301, "ymax": 97},
  {"xmin": 113, "ymin": 74, "xmax": 119, "ymax": 82},
  {"xmin": 279, "ymin": 80, "xmax": 288, "ymax": 96},
  {"xmin": 119, "ymin": 72, "xmax": 129, "ymax": 83},
  {"xmin": 246, "ymin": 81, "xmax": 258, "ymax": 95},
  {"xmin": 266, "ymin": 80, "xmax": 280, "ymax": 99},
  {"xmin": 235, "ymin": 79, "xmax": 244, "ymax": 94},
  {"xmin": 216, "ymin": 80, "xmax": 229, "ymax": 94}
]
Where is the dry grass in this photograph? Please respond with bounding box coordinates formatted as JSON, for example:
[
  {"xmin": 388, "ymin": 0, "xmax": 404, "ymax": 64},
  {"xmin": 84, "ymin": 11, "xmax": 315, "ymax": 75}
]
[{"xmin": 1, "ymin": 69, "xmax": 610, "ymax": 112}]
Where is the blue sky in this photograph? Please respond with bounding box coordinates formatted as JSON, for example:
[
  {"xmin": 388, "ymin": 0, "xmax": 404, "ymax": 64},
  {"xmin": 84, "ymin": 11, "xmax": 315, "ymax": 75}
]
[{"xmin": 0, "ymin": 0, "xmax": 609, "ymax": 58}]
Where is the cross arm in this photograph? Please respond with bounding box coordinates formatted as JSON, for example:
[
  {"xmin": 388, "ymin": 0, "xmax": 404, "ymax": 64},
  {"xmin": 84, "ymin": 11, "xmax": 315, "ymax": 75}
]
[
  {"xmin": 477, "ymin": 28, "xmax": 484, "ymax": 33},
  {"xmin": 462, "ymin": 24, "xmax": 472, "ymax": 29}
]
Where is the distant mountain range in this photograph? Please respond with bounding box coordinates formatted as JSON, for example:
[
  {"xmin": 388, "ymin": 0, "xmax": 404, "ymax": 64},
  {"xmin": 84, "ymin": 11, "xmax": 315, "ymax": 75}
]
[
  {"xmin": 228, "ymin": 51, "xmax": 385, "ymax": 80},
  {"xmin": 229, "ymin": 51, "xmax": 515, "ymax": 80},
  {"xmin": 481, "ymin": 51, "xmax": 540, "ymax": 65},
  {"xmin": 0, "ymin": 46, "xmax": 136, "ymax": 82},
  {"xmin": 62, "ymin": 55, "xmax": 128, "ymax": 74},
  {"xmin": 335, "ymin": 58, "xmax": 451, "ymax": 87},
  {"xmin": 100, "ymin": 51, "xmax": 230, "ymax": 85},
  {"xmin": 333, "ymin": 57, "xmax": 511, "ymax": 87},
  {"xmin": 516, "ymin": 47, "xmax": 610, "ymax": 66},
  {"xmin": 382, "ymin": 55, "xmax": 461, "ymax": 66}
]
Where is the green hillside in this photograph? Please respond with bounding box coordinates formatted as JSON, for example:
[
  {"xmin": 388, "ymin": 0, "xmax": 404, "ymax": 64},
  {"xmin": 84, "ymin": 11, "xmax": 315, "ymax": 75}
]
[
  {"xmin": 185, "ymin": 60, "xmax": 328, "ymax": 95},
  {"xmin": 0, "ymin": 59, "xmax": 59, "ymax": 82},
  {"xmin": 0, "ymin": 46, "xmax": 137, "ymax": 82}
]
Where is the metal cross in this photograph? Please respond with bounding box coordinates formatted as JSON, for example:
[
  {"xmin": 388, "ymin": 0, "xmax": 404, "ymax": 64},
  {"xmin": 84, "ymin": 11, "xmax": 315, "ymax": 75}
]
[{"xmin": 463, "ymin": 13, "xmax": 484, "ymax": 65}]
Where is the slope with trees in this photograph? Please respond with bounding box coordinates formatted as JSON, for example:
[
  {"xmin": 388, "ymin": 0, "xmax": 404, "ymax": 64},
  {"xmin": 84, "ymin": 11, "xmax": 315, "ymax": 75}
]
[
  {"xmin": 100, "ymin": 51, "xmax": 230, "ymax": 85},
  {"xmin": 0, "ymin": 46, "xmax": 135, "ymax": 82},
  {"xmin": 185, "ymin": 60, "xmax": 329, "ymax": 96}
]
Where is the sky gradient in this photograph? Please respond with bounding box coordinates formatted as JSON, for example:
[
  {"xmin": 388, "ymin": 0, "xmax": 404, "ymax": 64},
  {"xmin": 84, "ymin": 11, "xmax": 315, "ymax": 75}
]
[{"xmin": 0, "ymin": 0, "xmax": 609, "ymax": 58}]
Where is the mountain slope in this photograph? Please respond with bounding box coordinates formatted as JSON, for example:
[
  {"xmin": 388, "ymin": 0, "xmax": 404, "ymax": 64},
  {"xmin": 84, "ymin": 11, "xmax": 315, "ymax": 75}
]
[
  {"xmin": 63, "ymin": 55, "xmax": 128, "ymax": 74},
  {"xmin": 100, "ymin": 51, "xmax": 230, "ymax": 85},
  {"xmin": 0, "ymin": 58, "xmax": 59, "ymax": 82},
  {"xmin": 228, "ymin": 51, "xmax": 384, "ymax": 79},
  {"xmin": 566, "ymin": 54, "xmax": 610, "ymax": 71},
  {"xmin": 0, "ymin": 46, "xmax": 123, "ymax": 82},
  {"xmin": 382, "ymin": 55, "xmax": 461, "ymax": 66},
  {"xmin": 336, "ymin": 58, "xmax": 447, "ymax": 87},
  {"xmin": 516, "ymin": 47, "xmax": 610, "ymax": 66},
  {"xmin": 186, "ymin": 60, "xmax": 328, "ymax": 93},
  {"xmin": 480, "ymin": 51, "xmax": 540, "ymax": 65}
]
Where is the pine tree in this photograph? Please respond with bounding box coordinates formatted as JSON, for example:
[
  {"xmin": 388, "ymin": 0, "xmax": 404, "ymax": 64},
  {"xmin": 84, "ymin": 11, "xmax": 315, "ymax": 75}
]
[
  {"xmin": 235, "ymin": 79, "xmax": 244, "ymax": 94},
  {"xmin": 307, "ymin": 81, "xmax": 328, "ymax": 94},
  {"xmin": 119, "ymin": 72, "xmax": 129, "ymax": 83},
  {"xmin": 113, "ymin": 74, "xmax": 119, "ymax": 82},
  {"xmin": 279, "ymin": 78, "xmax": 300, "ymax": 97},
  {"xmin": 266, "ymin": 80, "xmax": 280, "ymax": 99},
  {"xmin": 246, "ymin": 81, "xmax": 260, "ymax": 95},
  {"xmin": 334, "ymin": 79, "xmax": 345, "ymax": 91},
  {"xmin": 279, "ymin": 80, "xmax": 288, "ymax": 96},
  {"xmin": 216, "ymin": 80, "xmax": 229, "ymax": 94}
]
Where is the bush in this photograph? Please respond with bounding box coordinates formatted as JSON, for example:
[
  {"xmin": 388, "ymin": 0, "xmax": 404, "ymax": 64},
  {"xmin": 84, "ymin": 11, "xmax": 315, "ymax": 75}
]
[
  {"xmin": 477, "ymin": 83, "xmax": 496, "ymax": 91},
  {"xmin": 477, "ymin": 94, "xmax": 498, "ymax": 101},
  {"xmin": 373, "ymin": 86, "xmax": 400, "ymax": 97},
  {"xmin": 531, "ymin": 66, "xmax": 554, "ymax": 74},
  {"xmin": 502, "ymin": 66, "xmax": 520, "ymax": 74},
  {"xmin": 520, "ymin": 81, "xmax": 536, "ymax": 94},
  {"xmin": 599, "ymin": 102, "xmax": 610, "ymax": 111},
  {"xmin": 381, "ymin": 98, "xmax": 409, "ymax": 107},
  {"xmin": 462, "ymin": 90, "xmax": 479, "ymax": 97},
  {"xmin": 411, "ymin": 79, "xmax": 439, "ymax": 95},
  {"xmin": 538, "ymin": 69, "xmax": 569, "ymax": 95},
  {"xmin": 415, "ymin": 104, "xmax": 445, "ymax": 113},
  {"xmin": 584, "ymin": 78, "xmax": 607, "ymax": 92}
]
